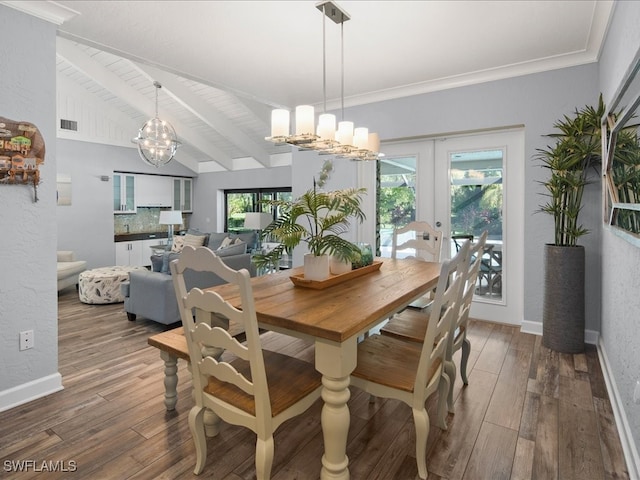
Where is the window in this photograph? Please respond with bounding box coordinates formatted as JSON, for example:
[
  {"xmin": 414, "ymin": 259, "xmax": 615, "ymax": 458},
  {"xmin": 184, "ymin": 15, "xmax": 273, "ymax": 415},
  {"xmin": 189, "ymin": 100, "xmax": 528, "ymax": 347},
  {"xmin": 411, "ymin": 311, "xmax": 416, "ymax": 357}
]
[
  {"xmin": 224, "ymin": 187, "xmax": 292, "ymax": 232},
  {"xmin": 377, "ymin": 156, "xmax": 417, "ymax": 257}
]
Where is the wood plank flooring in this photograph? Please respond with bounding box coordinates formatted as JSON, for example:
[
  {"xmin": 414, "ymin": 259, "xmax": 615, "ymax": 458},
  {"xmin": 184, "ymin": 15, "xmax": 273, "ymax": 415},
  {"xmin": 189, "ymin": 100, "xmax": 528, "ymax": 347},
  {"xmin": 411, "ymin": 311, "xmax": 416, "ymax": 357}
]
[{"xmin": 0, "ymin": 287, "xmax": 630, "ymax": 479}]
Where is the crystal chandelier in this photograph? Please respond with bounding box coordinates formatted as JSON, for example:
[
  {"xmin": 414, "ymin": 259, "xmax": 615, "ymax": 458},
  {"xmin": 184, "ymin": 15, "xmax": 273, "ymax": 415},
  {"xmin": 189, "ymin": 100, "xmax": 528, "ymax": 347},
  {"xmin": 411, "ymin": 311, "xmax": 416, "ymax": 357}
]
[
  {"xmin": 132, "ymin": 81, "xmax": 180, "ymax": 167},
  {"xmin": 265, "ymin": 1, "xmax": 382, "ymax": 161}
]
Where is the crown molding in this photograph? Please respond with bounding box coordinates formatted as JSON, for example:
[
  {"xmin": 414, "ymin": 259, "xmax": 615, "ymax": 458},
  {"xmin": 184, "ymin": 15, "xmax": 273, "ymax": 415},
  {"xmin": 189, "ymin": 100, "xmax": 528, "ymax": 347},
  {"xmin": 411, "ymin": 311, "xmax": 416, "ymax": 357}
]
[{"xmin": 1, "ymin": 1, "xmax": 79, "ymax": 25}]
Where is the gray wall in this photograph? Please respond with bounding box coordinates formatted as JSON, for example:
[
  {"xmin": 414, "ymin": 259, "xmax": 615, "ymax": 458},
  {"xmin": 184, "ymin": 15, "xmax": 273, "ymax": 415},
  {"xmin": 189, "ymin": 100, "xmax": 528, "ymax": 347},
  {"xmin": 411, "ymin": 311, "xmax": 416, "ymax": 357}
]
[
  {"xmin": 598, "ymin": 0, "xmax": 640, "ymax": 463},
  {"xmin": 339, "ymin": 65, "xmax": 601, "ymax": 329},
  {"xmin": 0, "ymin": 6, "xmax": 59, "ymax": 399},
  {"xmin": 56, "ymin": 139, "xmax": 193, "ymax": 269},
  {"xmin": 193, "ymin": 64, "xmax": 601, "ymax": 330},
  {"xmin": 190, "ymin": 165, "xmax": 292, "ymax": 232}
]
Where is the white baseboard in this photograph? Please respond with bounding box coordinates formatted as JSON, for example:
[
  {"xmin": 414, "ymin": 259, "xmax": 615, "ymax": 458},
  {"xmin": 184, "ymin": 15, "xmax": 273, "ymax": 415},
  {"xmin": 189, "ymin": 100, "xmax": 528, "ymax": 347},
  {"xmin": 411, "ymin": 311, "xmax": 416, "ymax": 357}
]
[
  {"xmin": 598, "ymin": 340, "xmax": 640, "ymax": 480},
  {"xmin": 0, "ymin": 373, "xmax": 63, "ymax": 413},
  {"xmin": 520, "ymin": 320, "xmax": 599, "ymax": 345},
  {"xmin": 520, "ymin": 320, "xmax": 542, "ymax": 336}
]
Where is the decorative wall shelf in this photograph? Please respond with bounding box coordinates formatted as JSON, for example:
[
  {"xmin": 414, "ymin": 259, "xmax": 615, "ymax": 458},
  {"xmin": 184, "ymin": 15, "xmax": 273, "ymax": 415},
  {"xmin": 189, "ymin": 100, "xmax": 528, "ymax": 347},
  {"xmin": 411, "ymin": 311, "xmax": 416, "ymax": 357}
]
[{"xmin": 0, "ymin": 117, "xmax": 45, "ymax": 202}]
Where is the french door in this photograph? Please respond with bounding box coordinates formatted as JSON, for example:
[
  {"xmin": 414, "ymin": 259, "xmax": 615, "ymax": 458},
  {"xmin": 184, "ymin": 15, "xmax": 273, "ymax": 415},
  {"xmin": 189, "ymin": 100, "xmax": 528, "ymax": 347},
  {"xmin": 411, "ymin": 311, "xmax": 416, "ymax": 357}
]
[{"xmin": 376, "ymin": 129, "xmax": 524, "ymax": 325}]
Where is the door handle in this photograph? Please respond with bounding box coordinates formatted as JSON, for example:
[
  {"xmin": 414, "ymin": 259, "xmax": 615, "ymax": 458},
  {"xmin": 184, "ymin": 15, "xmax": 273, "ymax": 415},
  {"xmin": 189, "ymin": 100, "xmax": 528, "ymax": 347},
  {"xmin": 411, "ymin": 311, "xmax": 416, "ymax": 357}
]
[{"xmin": 435, "ymin": 221, "xmax": 442, "ymax": 227}]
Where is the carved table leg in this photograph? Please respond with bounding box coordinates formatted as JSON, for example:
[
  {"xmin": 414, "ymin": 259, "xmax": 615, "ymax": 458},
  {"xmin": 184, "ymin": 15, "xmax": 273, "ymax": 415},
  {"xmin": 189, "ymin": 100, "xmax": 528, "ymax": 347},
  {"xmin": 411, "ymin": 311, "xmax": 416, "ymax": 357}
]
[
  {"xmin": 315, "ymin": 338, "xmax": 357, "ymax": 480},
  {"xmin": 160, "ymin": 350, "xmax": 178, "ymax": 411},
  {"xmin": 320, "ymin": 375, "xmax": 351, "ymax": 479}
]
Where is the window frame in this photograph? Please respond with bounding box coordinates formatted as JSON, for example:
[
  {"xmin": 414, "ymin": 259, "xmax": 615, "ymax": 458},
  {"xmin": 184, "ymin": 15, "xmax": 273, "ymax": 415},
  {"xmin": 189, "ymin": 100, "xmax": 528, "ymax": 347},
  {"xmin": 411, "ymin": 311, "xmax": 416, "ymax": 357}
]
[{"xmin": 223, "ymin": 187, "xmax": 292, "ymax": 233}]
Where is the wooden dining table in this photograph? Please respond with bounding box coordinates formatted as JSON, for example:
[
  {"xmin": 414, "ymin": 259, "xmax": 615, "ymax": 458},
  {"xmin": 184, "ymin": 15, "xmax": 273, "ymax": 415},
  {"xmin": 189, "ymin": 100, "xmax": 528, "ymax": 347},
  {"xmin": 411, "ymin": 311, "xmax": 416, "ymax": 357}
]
[
  {"xmin": 204, "ymin": 256, "xmax": 441, "ymax": 480},
  {"xmin": 149, "ymin": 257, "xmax": 440, "ymax": 479}
]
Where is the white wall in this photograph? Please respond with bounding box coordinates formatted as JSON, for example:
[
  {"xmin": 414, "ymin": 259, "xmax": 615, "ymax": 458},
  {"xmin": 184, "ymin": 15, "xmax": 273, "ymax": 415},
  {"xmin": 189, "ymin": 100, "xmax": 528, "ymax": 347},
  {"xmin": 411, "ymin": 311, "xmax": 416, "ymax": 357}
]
[
  {"xmin": 0, "ymin": 6, "xmax": 60, "ymax": 410},
  {"xmin": 598, "ymin": 0, "xmax": 640, "ymax": 472}
]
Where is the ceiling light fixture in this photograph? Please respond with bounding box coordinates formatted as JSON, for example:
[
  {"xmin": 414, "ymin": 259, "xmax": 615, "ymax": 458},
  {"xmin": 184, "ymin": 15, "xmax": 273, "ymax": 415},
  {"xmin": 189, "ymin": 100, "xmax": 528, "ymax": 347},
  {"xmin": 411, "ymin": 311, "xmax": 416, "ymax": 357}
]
[
  {"xmin": 132, "ymin": 81, "xmax": 180, "ymax": 167},
  {"xmin": 265, "ymin": 1, "xmax": 382, "ymax": 161}
]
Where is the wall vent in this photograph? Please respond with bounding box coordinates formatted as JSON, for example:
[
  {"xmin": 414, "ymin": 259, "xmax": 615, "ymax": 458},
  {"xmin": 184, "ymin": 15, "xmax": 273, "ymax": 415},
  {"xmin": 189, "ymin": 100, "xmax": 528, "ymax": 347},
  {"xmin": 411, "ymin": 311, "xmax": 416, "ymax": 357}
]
[{"xmin": 60, "ymin": 119, "xmax": 78, "ymax": 131}]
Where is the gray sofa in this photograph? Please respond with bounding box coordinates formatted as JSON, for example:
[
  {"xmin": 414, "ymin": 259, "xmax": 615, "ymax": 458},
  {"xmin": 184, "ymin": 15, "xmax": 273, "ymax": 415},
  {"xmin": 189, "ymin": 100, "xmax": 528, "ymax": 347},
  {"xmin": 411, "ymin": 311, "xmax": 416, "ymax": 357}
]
[{"xmin": 122, "ymin": 231, "xmax": 257, "ymax": 325}]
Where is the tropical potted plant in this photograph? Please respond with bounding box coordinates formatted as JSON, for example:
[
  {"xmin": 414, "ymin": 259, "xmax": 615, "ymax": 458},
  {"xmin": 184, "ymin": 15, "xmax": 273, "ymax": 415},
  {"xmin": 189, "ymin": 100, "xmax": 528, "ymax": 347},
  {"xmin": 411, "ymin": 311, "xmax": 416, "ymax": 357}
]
[
  {"xmin": 252, "ymin": 182, "xmax": 366, "ymax": 281},
  {"xmin": 535, "ymin": 95, "xmax": 605, "ymax": 353}
]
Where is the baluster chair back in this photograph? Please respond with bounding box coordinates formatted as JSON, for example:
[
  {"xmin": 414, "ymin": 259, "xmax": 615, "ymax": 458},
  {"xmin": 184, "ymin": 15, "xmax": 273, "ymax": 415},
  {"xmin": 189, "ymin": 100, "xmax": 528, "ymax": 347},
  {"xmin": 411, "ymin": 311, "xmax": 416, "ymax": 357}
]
[
  {"xmin": 350, "ymin": 241, "xmax": 469, "ymax": 479},
  {"xmin": 171, "ymin": 246, "xmax": 322, "ymax": 479}
]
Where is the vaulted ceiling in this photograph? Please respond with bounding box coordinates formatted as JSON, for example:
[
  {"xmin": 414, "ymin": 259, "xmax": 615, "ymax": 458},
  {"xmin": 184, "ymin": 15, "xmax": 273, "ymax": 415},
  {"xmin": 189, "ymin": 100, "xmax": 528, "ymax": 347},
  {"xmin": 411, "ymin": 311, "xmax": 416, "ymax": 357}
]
[{"xmin": 3, "ymin": 1, "xmax": 615, "ymax": 173}]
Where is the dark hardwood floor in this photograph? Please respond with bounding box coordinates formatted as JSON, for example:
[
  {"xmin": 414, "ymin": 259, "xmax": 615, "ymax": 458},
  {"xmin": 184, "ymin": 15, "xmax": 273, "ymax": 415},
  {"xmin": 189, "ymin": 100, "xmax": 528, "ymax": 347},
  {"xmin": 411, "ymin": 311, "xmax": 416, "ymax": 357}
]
[{"xmin": 0, "ymin": 287, "xmax": 629, "ymax": 479}]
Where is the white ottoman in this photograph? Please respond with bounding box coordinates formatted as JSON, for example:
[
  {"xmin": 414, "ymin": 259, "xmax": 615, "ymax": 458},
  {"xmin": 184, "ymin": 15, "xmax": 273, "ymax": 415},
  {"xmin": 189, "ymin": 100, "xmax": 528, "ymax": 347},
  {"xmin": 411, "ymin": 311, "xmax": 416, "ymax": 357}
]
[{"xmin": 79, "ymin": 266, "xmax": 147, "ymax": 304}]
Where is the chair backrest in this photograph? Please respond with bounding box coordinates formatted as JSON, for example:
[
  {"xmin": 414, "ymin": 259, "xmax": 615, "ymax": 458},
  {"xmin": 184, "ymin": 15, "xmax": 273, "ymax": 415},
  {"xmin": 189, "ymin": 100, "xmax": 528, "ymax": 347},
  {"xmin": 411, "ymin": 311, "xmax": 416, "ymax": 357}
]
[
  {"xmin": 171, "ymin": 246, "xmax": 271, "ymax": 422},
  {"xmin": 391, "ymin": 221, "xmax": 442, "ymax": 262},
  {"xmin": 451, "ymin": 234, "xmax": 474, "ymax": 252},
  {"xmin": 414, "ymin": 240, "xmax": 469, "ymax": 394},
  {"xmin": 448, "ymin": 230, "xmax": 487, "ymax": 354}
]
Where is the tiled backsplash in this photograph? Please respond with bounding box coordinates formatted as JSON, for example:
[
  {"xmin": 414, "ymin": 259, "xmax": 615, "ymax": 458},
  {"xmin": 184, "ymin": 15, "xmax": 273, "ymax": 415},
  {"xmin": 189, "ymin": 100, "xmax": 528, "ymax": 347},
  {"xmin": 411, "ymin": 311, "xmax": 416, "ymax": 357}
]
[{"xmin": 114, "ymin": 208, "xmax": 189, "ymax": 235}]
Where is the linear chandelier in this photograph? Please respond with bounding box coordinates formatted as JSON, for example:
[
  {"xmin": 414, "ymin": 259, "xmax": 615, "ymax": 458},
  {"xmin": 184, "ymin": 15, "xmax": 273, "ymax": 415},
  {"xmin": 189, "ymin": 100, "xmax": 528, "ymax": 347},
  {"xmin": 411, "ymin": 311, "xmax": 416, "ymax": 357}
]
[
  {"xmin": 132, "ymin": 81, "xmax": 180, "ymax": 167},
  {"xmin": 265, "ymin": 1, "xmax": 382, "ymax": 161}
]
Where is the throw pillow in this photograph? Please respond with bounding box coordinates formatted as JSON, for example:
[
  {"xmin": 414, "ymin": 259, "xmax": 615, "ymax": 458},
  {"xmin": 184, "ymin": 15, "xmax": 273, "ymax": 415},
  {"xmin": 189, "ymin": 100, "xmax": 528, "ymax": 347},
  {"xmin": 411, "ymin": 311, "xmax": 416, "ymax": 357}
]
[
  {"xmin": 218, "ymin": 236, "xmax": 233, "ymax": 249},
  {"xmin": 183, "ymin": 233, "xmax": 206, "ymax": 248},
  {"xmin": 231, "ymin": 231, "xmax": 258, "ymax": 251},
  {"xmin": 216, "ymin": 241, "xmax": 246, "ymax": 257},
  {"xmin": 187, "ymin": 228, "xmax": 210, "ymax": 247},
  {"xmin": 171, "ymin": 236, "xmax": 185, "ymax": 252},
  {"xmin": 207, "ymin": 232, "xmax": 229, "ymax": 250}
]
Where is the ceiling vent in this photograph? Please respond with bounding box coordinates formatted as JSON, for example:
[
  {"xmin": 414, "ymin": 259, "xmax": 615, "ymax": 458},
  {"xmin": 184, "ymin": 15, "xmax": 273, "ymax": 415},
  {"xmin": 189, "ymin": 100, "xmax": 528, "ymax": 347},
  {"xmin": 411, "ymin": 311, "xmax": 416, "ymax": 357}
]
[{"xmin": 60, "ymin": 119, "xmax": 78, "ymax": 131}]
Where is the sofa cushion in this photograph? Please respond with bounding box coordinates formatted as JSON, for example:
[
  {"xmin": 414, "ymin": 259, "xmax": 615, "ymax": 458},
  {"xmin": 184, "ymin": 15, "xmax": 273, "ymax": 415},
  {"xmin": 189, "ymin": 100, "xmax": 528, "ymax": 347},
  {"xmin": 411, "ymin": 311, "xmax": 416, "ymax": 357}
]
[
  {"xmin": 161, "ymin": 252, "xmax": 181, "ymax": 274},
  {"xmin": 150, "ymin": 254, "xmax": 163, "ymax": 272},
  {"xmin": 231, "ymin": 231, "xmax": 258, "ymax": 251},
  {"xmin": 187, "ymin": 228, "xmax": 210, "ymax": 247},
  {"xmin": 207, "ymin": 232, "xmax": 229, "ymax": 250},
  {"xmin": 57, "ymin": 260, "xmax": 87, "ymax": 280},
  {"xmin": 216, "ymin": 241, "xmax": 246, "ymax": 257},
  {"xmin": 171, "ymin": 233, "xmax": 206, "ymax": 253}
]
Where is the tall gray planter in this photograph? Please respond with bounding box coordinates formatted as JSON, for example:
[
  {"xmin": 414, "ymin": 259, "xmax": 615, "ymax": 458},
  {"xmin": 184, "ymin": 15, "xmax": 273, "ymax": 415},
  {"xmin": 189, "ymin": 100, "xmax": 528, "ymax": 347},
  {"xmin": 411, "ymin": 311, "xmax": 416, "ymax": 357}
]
[{"xmin": 542, "ymin": 244, "xmax": 585, "ymax": 353}]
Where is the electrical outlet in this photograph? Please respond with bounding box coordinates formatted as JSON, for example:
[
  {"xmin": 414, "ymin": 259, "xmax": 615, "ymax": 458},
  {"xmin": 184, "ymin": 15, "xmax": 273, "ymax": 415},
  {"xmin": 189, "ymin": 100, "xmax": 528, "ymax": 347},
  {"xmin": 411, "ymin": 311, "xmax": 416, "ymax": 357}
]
[{"xmin": 19, "ymin": 330, "xmax": 34, "ymax": 351}]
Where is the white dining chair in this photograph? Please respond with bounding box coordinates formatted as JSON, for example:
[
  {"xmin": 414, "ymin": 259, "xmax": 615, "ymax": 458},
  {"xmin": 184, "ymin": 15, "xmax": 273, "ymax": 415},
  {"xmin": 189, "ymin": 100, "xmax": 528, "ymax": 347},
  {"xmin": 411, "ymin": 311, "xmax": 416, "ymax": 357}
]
[
  {"xmin": 380, "ymin": 231, "xmax": 488, "ymax": 415},
  {"xmin": 391, "ymin": 221, "xmax": 443, "ymax": 310},
  {"xmin": 171, "ymin": 246, "xmax": 322, "ymax": 479},
  {"xmin": 349, "ymin": 240, "xmax": 469, "ymax": 479}
]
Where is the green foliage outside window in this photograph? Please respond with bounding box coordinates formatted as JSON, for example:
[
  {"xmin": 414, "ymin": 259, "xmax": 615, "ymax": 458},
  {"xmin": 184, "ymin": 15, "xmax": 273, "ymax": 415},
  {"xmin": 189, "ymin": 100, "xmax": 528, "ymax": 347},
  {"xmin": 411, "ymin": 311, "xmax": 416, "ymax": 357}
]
[{"xmin": 379, "ymin": 176, "xmax": 416, "ymax": 229}]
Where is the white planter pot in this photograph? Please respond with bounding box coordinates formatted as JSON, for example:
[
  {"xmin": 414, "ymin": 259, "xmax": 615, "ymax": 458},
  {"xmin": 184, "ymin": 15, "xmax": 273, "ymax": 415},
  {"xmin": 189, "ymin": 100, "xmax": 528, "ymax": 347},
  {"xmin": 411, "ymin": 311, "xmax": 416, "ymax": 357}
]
[
  {"xmin": 304, "ymin": 254, "xmax": 330, "ymax": 281},
  {"xmin": 330, "ymin": 256, "xmax": 352, "ymax": 275}
]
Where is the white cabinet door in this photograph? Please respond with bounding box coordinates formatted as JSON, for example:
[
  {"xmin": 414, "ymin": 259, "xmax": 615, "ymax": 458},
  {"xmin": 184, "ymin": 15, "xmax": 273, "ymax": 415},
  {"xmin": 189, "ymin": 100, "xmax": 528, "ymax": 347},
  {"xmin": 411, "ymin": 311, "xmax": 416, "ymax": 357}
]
[
  {"xmin": 172, "ymin": 178, "xmax": 193, "ymax": 212},
  {"xmin": 114, "ymin": 241, "xmax": 143, "ymax": 266},
  {"xmin": 136, "ymin": 175, "xmax": 173, "ymax": 207},
  {"xmin": 113, "ymin": 173, "xmax": 136, "ymax": 213}
]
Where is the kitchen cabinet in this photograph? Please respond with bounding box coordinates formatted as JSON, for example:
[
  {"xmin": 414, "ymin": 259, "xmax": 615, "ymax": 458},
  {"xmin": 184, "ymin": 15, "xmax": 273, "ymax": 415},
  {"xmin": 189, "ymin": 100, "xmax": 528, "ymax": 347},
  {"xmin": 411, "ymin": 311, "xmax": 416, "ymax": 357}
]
[
  {"xmin": 115, "ymin": 241, "xmax": 143, "ymax": 266},
  {"xmin": 173, "ymin": 178, "xmax": 192, "ymax": 212},
  {"xmin": 113, "ymin": 173, "xmax": 136, "ymax": 213},
  {"xmin": 115, "ymin": 237, "xmax": 169, "ymax": 267},
  {"xmin": 136, "ymin": 174, "xmax": 173, "ymax": 207}
]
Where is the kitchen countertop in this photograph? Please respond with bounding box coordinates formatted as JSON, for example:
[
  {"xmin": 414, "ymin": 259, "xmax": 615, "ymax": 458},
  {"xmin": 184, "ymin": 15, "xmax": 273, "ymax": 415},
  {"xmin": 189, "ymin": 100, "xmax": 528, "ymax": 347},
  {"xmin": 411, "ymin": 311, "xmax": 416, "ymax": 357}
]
[{"xmin": 114, "ymin": 232, "xmax": 169, "ymax": 242}]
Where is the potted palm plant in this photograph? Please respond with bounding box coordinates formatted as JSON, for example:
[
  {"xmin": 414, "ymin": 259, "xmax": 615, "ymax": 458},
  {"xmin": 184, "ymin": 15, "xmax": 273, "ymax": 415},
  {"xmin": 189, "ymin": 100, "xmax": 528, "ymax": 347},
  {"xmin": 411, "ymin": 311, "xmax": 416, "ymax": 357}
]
[
  {"xmin": 535, "ymin": 95, "xmax": 605, "ymax": 353},
  {"xmin": 252, "ymin": 182, "xmax": 367, "ymax": 281}
]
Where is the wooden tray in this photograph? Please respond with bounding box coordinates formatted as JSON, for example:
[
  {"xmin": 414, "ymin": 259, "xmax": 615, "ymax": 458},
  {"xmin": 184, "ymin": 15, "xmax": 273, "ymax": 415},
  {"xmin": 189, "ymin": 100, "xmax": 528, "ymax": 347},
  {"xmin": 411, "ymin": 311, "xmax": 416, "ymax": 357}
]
[{"xmin": 289, "ymin": 260, "xmax": 382, "ymax": 289}]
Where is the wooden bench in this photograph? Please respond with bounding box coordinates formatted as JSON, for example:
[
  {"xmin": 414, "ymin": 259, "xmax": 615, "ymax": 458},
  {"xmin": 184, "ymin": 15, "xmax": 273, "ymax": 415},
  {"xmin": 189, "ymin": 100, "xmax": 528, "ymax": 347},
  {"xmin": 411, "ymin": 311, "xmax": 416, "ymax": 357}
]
[{"xmin": 148, "ymin": 321, "xmax": 245, "ymax": 412}]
